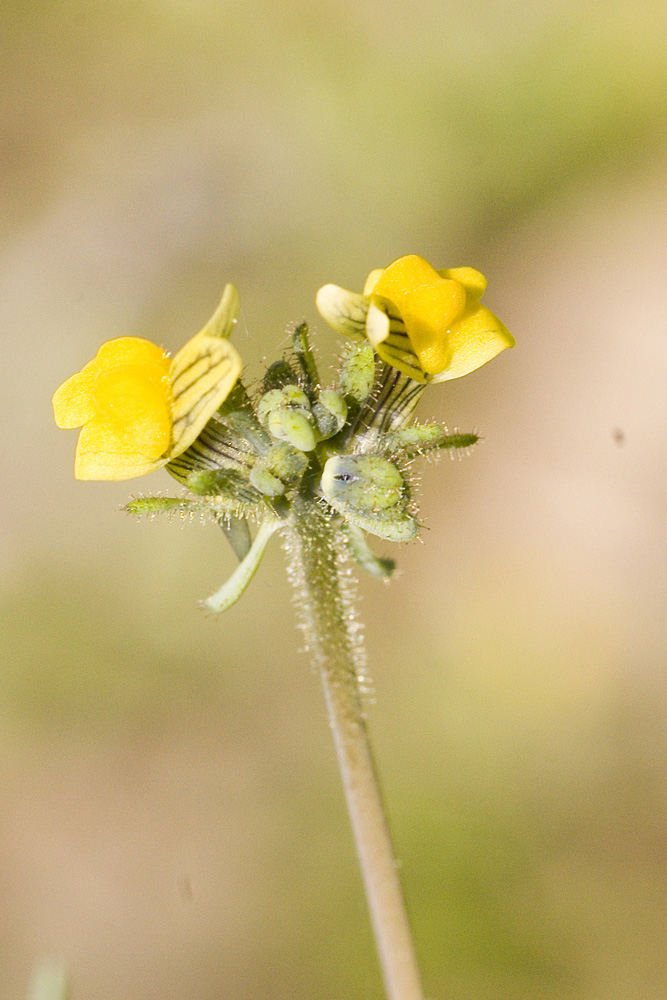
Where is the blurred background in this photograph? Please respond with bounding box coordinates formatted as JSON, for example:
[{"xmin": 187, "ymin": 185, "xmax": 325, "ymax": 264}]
[{"xmin": 2, "ymin": 0, "xmax": 667, "ymax": 997}]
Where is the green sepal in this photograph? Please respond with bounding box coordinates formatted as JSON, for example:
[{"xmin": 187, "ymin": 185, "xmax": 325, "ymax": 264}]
[
  {"xmin": 338, "ymin": 506, "xmax": 419, "ymax": 543},
  {"xmin": 203, "ymin": 516, "xmax": 281, "ymax": 613},
  {"xmin": 338, "ymin": 341, "xmax": 376, "ymax": 403},
  {"xmin": 292, "ymin": 321, "xmax": 320, "ymax": 392},
  {"xmin": 346, "ymin": 524, "xmax": 396, "ymax": 579},
  {"xmin": 124, "ymin": 495, "xmax": 209, "ymax": 518},
  {"xmin": 380, "ymin": 426, "xmax": 479, "ymax": 459},
  {"xmin": 124, "ymin": 492, "xmax": 252, "ymax": 523},
  {"xmin": 217, "ymin": 380, "xmax": 272, "ymax": 454},
  {"xmin": 249, "ymin": 467, "xmax": 286, "ymax": 496},
  {"xmin": 217, "ymin": 380, "xmax": 253, "ymax": 416},
  {"xmin": 218, "ymin": 516, "xmax": 252, "ymax": 561},
  {"xmin": 263, "ymin": 359, "xmax": 299, "ymax": 393},
  {"xmin": 221, "ymin": 408, "xmax": 271, "ymax": 455},
  {"xmin": 185, "ymin": 468, "xmax": 262, "ymax": 505}
]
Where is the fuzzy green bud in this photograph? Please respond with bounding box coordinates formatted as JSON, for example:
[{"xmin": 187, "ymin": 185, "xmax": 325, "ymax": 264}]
[
  {"xmin": 257, "ymin": 386, "xmax": 317, "ymax": 450},
  {"xmin": 338, "ymin": 342, "xmax": 375, "ymax": 402},
  {"xmin": 320, "ymin": 454, "xmax": 418, "ymax": 542},
  {"xmin": 281, "ymin": 385, "xmax": 311, "ymax": 409},
  {"xmin": 267, "ymin": 408, "xmax": 317, "ymax": 451},
  {"xmin": 249, "ymin": 442, "xmax": 309, "ymax": 495},
  {"xmin": 249, "ymin": 466, "xmax": 286, "ymax": 496},
  {"xmin": 257, "ymin": 389, "xmax": 288, "ymax": 426},
  {"xmin": 313, "ymin": 389, "xmax": 348, "ymax": 439}
]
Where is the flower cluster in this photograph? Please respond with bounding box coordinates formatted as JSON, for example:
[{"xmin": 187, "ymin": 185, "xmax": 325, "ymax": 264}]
[{"xmin": 53, "ymin": 256, "xmax": 513, "ymax": 609}]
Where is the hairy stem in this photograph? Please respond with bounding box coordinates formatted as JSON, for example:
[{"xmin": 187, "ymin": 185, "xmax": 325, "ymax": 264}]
[{"xmin": 284, "ymin": 496, "xmax": 425, "ymax": 1000}]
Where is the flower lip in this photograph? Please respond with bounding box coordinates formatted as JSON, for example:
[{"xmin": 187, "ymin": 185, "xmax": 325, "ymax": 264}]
[
  {"xmin": 53, "ymin": 285, "xmax": 242, "ymax": 481},
  {"xmin": 316, "ymin": 254, "xmax": 514, "ymax": 383}
]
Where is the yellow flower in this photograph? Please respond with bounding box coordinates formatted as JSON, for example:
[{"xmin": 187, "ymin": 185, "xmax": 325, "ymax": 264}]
[
  {"xmin": 53, "ymin": 284, "xmax": 243, "ymax": 480},
  {"xmin": 316, "ymin": 254, "xmax": 514, "ymax": 383}
]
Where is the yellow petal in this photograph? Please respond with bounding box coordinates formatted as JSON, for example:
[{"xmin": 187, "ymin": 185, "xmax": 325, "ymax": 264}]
[
  {"xmin": 74, "ymin": 421, "xmax": 166, "ymax": 480},
  {"xmin": 363, "ymin": 269, "xmax": 385, "ymax": 295},
  {"xmin": 437, "ymin": 267, "xmax": 487, "ymax": 302},
  {"xmin": 371, "ymin": 256, "xmax": 467, "ymax": 376},
  {"xmin": 169, "ymin": 332, "xmax": 242, "ymax": 457},
  {"xmin": 431, "ymin": 304, "xmax": 515, "ymax": 383},
  {"xmin": 53, "ymin": 337, "xmax": 171, "ymax": 431},
  {"xmin": 72, "ymin": 346, "xmax": 172, "ymax": 480},
  {"xmin": 95, "ymin": 337, "xmax": 171, "ymax": 371},
  {"xmin": 53, "ymin": 365, "xmax": 98, "ymax": 428},
  {"xmin": 315, "ymin": 284, "xmax": 369, "ymax": 339}
]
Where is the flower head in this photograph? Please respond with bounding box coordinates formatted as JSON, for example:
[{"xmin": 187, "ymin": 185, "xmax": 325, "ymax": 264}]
[
  {"xmin": 316, "ymin": 254, "xmax": 514, "ymax": 383},
  {"xmin": 53, "ymin": 284, "xmax": 242, "ymax": 480}
]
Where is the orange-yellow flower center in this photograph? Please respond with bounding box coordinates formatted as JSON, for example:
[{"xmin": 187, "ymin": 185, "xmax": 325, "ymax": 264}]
[{"xmin": 370, "ymin": 255, "xmax": 467, "ymax": 375}]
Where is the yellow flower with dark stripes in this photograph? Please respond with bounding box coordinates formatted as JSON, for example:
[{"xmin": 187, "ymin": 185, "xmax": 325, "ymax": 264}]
[
  {"xmin": 316, "ymin": 254, "xmax": 514, "ymax": 383},
  {"xmin": 53, "ymin": 285, "xmax": 242, "ymax": 480}
]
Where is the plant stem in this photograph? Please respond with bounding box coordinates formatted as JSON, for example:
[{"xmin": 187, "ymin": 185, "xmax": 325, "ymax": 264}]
[{"xmin": 285, "ymin": 496, "xmax": 425, "ymax": 1000}]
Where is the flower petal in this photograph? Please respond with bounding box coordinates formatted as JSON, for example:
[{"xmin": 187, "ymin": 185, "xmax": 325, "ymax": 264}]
[
  {"xmin": 370, "ymin": 255, "xmax": 468, "ymax": 375},
  {"xmin": 74, "ymin": 420, "xmax": 166, "ymax": 481},
  {"xmin": 53, "ymin": 337, "xmax": 171, "ymax": 432},
  {"xmin": 53, "ymin": 365, "xmax": 98, "ymax": 428},
  {"xmin": 167, "ymin": 286, "xmax": 243, "ymax": 457},
  {"xmin": 431, "ymin": 304, "xmax": 515, "ymax": 383},
  {"xmin": 363, "ymin": 269, "xmax": 385, "ymax": 295},
  {"xmin": 200, "ymin": 282, "xmax": 241, "ymax": 340},
  {"xmin": 170, "ymin": 332, "xmax": 242, "ymax": 457},
  {"xmin": 366, "ymin": 300, "xmax": 428, "ymax": 382},
  {"xmin": 315, "ymin": 284, "xmax": 369, "ymax": 339},
  {"xmin": 437, "ymin": 267, "xmax": 487, "ymax": 302}
]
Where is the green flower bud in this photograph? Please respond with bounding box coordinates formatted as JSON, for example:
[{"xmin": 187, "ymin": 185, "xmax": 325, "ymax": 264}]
[
  {"xmin": 313, "ymin": 389, "xmax": 348, "ymax": 439},
  {"xmin": 281, "ymin": 385, "xmax": 311, "ymax": 409},
  {"xmin": 249, "ymin": 442, "xmax": 309, "ymax": 495},
  {"xmin": 257, "ymin": 385, "xmax": 316, "ymax": 451},
  {"xmin": 249, "ymin": 466, "xmax": 286, "ymax": 496},
  {"xmin": 263, "ymin": 442, "xmax": 309, "ymax": 484},
  {"xmin": 338, "ymin": 342, "xmax": 376, "ymax": 402},
  {"xmin": 257, "ymin": 389, "xmax": 288, "ymax": 426},
  {"xmin": 320, "ymin": 454, "xmax": 418, "ymax": 542},
  {"xmin": 267, "ymin": 408, "xmax": 317, "ymax": 451}
]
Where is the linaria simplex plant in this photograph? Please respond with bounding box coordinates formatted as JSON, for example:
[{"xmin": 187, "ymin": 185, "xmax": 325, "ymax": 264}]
[{"xmin": 53, "ymin": 254, "xmax": 514, "ymax": 1000}]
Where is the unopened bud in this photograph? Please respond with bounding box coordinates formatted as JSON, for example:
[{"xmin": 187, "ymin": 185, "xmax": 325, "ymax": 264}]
[{"xmin": 320, "ymin": 455, "xmax": 418, "ymax": 542}]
